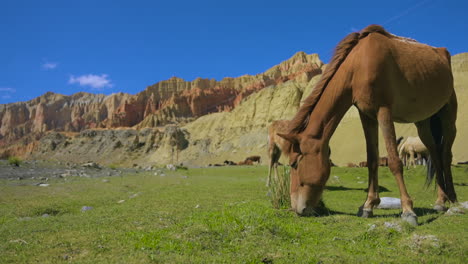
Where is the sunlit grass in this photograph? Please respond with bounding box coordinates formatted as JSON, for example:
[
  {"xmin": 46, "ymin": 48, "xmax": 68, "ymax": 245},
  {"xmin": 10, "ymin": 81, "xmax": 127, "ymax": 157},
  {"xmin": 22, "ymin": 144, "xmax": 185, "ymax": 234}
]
[{"xmin": 0, "ymin": 165, "xmax": 466, "ymax": 263}]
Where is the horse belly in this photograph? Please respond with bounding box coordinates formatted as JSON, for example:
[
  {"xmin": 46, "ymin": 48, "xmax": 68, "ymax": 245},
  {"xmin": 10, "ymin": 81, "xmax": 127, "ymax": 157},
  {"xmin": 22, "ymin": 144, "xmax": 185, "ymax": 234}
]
[{"xmin": 391, "ymin": 80, "xmax": 452, "ymax": 123}]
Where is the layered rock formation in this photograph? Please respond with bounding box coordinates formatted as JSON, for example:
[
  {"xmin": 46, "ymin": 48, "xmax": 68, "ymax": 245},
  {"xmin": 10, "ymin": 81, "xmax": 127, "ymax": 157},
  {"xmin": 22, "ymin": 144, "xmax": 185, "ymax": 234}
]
[
  {"xmin": 1, "ymin": 51, "xmax": 467, "ymax": 166},
  {"xmin": 0, "ymin": 52, "xmax": 323, "ymax": 161}
]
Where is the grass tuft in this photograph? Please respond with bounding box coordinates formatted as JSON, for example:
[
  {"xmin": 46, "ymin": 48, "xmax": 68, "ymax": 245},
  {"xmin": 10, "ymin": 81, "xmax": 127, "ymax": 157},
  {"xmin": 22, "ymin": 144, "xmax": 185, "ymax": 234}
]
[
  {"xmin": 269, "ymin": 166, "xmax": 290, "ymax": 209},
  {"xmin": 7, "ymin": 156, "xmax": 22, "ymax": 167}
]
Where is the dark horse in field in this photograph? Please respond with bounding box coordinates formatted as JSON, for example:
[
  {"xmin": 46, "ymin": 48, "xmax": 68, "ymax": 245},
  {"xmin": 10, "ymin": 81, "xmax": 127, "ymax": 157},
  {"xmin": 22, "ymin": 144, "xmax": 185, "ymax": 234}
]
[{"xmin": 278, "ymin": 25, "xmax": 458, "ymax": 225}]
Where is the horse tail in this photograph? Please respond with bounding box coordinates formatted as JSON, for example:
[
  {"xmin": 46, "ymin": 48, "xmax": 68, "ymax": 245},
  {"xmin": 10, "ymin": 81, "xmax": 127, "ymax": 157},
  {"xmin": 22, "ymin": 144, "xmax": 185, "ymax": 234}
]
[{"xmin": 425, "ymin": 115, "xmax": 445, "ymax": 189}]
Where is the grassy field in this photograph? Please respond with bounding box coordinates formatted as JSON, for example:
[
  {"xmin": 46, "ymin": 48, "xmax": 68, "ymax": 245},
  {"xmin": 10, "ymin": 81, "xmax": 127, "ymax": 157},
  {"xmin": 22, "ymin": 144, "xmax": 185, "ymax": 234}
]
[{"xmin": 0, "ymin": 165, "xmax": 467, "ymax": 263}]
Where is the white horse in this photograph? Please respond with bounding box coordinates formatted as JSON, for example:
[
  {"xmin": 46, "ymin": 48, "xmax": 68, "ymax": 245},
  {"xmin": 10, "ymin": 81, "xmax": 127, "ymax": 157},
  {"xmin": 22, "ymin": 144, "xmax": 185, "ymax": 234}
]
[{"xmin": 398, "ymin": 137, "xmax": 429, "ymax": 168}]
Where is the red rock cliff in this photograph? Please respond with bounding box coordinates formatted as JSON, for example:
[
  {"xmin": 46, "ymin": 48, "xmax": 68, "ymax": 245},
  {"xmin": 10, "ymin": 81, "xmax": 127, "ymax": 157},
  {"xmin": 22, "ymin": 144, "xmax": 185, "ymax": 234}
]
[{"xmin": 0, "ymin": 52, "xmax": 323, "ymax": 148}]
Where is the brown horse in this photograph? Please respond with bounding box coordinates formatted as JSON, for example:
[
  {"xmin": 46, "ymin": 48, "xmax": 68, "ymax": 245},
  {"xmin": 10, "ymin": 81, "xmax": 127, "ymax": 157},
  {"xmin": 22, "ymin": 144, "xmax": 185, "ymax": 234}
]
[
  {"xmin": 267, "ymin": 120, "xmax": 292, "ymax": 187},
  {"xmin": 379, "ymin": 157, "xmax": 388, "ymax": 167},
  {"xmin": 245, "ymin": 155, "xmax": 261, "ymax": 164},
  {"xmin": 278, "ymin": 25, "xmax": 457, "ymax": 225}
]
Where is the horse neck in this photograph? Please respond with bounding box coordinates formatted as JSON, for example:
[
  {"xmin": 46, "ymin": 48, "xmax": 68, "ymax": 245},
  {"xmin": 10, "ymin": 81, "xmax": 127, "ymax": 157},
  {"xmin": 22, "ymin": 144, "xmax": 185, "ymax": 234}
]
[{"xmin": 302, "ymin": 76, "xmax": 353, "ymax": 145}]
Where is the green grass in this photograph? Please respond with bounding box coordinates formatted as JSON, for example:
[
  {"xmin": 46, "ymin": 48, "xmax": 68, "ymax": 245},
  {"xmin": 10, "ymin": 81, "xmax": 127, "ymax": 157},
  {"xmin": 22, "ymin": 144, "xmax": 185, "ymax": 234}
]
[
  {"xmin": 7, "ymin": 156, "xmax": 22, "ymax": 167},
  {"xmin": 0, "ymin": 166, "xmax": 467, "ymax": 263}
]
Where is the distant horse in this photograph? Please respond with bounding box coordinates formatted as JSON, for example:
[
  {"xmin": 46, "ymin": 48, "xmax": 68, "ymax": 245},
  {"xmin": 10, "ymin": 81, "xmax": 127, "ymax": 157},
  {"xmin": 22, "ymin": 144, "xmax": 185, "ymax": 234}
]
[
  {"xmin": 379, "ymin": 157, "xmax": 388, "ymax": 167},
  {"xmin": 245, "ymin": 155, "xmax": 261, "ymax": 164},
  {"xmin": 238, "ymin": 160, "xmax": 253, "ymax": 166},
  {"xmin": 223, "ymin": 160, "xmax": 237, "ymax": 166},
  {"xmin": 278, "ymin": 25, "xmax": 457, "ymax": 225},
  {"xmin": 397, "ymin": 137, "xmax": 429, "ymax": 168},
  {"xmin": 267, "ymin": 120, "xmax": 292, "ymax": 187}
]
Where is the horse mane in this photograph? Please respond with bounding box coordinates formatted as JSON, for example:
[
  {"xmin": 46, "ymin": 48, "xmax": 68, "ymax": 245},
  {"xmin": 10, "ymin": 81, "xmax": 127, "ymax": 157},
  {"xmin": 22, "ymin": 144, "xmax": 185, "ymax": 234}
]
[{"xmin": 289, "ymin": 25, "xmax": 392, "ymax": 134}]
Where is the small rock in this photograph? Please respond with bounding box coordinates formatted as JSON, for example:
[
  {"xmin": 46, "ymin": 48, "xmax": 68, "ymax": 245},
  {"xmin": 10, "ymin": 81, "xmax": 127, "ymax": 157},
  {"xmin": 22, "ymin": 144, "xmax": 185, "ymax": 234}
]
[
  {"xmin": 38, "ymin": 183, "xmax": 50, "ymax": 187},
  {"xmin": 368, "ymin": 224, "xmax": 377, "ymax": 231},
  {"xmin": 82, "ymin": 162, "xmax": 101, "ymax": 169},
  {"xmin": 81, "ymin": 206, "xmax": 93, "ymax": 212},
  {"xmin": 9, "ymin": 239, "xmax": 28, "ymax": 244},
  {"xmin": 460, "ymin": 201, "xmax": 468, "ymax": 209},
  {"xmin": 42, "ymin": 214, "xmax": 50, "ymax": 218},
  {"xmin": 160, "ymin": 173, "xmax": 166, "ymax": 177},
  {"xmin": 332, "ymin": 175, "xmax": 340, "ymax": 182},
  {"xmin": 166, "ymin": 164, "xmax": 176, "ymax": 171},
  {"xmin": 117, "ymin": 200, "xmax": 125, "ymax": 204},
  {"xmin": 154, "ymin": 172, "xmax": 158, "ymax": 176},
  {"xmin": 411, "ymin": 234, "xmax": 440, "ymax": 248},
  {"xmin": 446, "ymin": 207, "xmax": 465, "ymax": 215},
  {"xmin": 377, "ymin": 197, "xmax": 401, "ymax": 209},
  {"xmin": 195, "ymin": 204, "xmax": 200, "ymax": 209},
  {"xmin": 384, "ymin": 221, "xmax": 402, "ymax": 232},
  {"xmin": 102, "ymin": 179, "xmax": 110, "ymax": 183},
  {"xmin": 129, "ymin": 193, "xmax": 140, "ymax": 199}
]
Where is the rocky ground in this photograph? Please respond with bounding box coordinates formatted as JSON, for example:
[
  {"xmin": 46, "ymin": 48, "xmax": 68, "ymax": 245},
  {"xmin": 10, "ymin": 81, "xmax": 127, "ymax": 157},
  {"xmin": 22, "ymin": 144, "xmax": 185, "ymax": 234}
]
[{"xmin": 0, "ymin": 159, "xmax": 157, "ymax": 182}]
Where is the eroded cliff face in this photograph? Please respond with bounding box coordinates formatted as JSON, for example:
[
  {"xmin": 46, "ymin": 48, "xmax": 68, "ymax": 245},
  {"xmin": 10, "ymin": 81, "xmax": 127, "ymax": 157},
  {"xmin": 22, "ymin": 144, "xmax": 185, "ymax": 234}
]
[
  {"xmin": 2, "ymin": 52, "xmax": 467, "ymax": 166},
  {"xmin": 0, "ymin": 52, "xmax": 323, "ymax": 160}
]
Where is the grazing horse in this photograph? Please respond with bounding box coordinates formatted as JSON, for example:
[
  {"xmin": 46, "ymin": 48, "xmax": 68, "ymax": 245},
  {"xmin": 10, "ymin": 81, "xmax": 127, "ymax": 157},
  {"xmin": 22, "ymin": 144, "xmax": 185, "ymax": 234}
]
[
  {"xmin": 398, "ymin": 137, "xmax": 429, "ymax": 168},
  {"xmin": 267, "ymin": 120, "xmax": 292, "ymax": 187},
  {"xmin": 278, "ymin": 25, "xmax": 457, "ymax": 225},
  {"xmin": 379, "ymin": 157, "xmax": 388, "ymax": 167},
  {"xmin": 245, "ymin": 155, "xmax": 261, "ymax": 164},
  {"xmin": 238, "ymin": 160, "xmax": 253, "ymax": 166}
]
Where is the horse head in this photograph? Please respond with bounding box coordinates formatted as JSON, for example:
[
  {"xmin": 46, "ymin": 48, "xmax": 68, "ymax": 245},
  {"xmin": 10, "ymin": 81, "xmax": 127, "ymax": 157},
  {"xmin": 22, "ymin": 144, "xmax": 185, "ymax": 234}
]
[{"xmin": 278, "ymin": 132, "xmax": 330, "ymax": 216}]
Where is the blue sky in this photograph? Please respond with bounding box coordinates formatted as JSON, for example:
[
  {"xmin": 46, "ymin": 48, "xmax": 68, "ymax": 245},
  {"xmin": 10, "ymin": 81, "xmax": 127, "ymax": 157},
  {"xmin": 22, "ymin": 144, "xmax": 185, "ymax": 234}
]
[{"xmin": 1, "ymin": 0, "xmax": 467, "ymax": 104}]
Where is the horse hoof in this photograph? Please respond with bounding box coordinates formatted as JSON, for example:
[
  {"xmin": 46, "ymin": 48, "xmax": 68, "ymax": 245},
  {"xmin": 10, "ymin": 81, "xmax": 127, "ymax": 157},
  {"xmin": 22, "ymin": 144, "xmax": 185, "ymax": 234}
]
[
  {"xmin": 357, "ymin": 207, "xmax": 373, "ymax": 218},
  {"xmin": 433, "ymin": 204, "xmax": 447, "ymax": 212},
  {"xmin": 401, "ymin": 212, "xmax": 418, "ymax": 226}
]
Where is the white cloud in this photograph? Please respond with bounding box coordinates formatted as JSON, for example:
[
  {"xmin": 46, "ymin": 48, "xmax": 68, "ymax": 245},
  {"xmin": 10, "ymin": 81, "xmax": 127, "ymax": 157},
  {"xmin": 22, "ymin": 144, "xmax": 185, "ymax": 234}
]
[
  {"xmin": 0, "ymin": 87, "xmax": 15, "ymax": 100},
  {"xmin": 69, "ymin": 74, "xmax": 113, "ymax": 89},
  {"xmin": 0, "ymin": 87, "xmax": 16, "ymax": 93},
  {"xmin": 42, "ymin": 62, "xmax": 58, "ymax": 70}
]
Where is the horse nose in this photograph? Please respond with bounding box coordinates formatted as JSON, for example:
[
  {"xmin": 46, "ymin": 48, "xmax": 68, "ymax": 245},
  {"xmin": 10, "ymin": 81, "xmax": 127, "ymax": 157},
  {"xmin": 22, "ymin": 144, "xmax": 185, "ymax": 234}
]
[{"xmin": 295, "ymin": 206, "xmax": 314, "ymax": 217}]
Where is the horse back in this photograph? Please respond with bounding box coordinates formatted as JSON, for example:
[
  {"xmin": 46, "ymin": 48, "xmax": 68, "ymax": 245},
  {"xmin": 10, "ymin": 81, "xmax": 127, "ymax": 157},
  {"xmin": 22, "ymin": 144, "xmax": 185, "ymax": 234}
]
[{"xmin": 348, "ymin": 33, "xmax": 454, "ymax": 123}]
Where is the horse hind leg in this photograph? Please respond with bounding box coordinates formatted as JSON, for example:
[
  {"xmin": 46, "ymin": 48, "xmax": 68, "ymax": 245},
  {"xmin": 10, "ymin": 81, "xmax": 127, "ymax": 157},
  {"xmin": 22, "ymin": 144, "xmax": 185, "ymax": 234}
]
[
  {"xmin": 378, "ymin": 107, "xmax": 417, "ymax": 225},
  {"xmin": 357, "ymin": 112, "xmax": 380, "ymax": 218}
]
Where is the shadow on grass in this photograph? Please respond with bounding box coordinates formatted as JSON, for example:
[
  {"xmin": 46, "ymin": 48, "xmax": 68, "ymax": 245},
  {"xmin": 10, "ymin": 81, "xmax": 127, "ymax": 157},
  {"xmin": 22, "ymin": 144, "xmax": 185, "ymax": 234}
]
[
  {"xmin": 325, "ymin": 185, "xmax": 391, "ymax": 193},
  {"xmin": 298, "ymin": 206, "xmax": 442, "ymax": 221}
]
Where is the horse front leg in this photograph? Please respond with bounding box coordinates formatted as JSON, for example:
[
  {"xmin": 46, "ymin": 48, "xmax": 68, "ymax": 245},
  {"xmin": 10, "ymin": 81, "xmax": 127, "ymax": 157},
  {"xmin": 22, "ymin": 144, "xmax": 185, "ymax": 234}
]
[
  {"xmin": 357, "ymin": 112, "xmax": 380, "ymax": 218},
  {"xmin": 378, "ymin": 107, "xmax": 417, "ymax": 225}
]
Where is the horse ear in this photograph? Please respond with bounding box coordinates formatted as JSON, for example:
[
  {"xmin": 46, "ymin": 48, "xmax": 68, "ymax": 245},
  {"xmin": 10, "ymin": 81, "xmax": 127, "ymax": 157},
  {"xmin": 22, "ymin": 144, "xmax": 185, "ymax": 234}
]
[{"xmin": 277, "ymin": 133, "xmax": 299, "ymax": 144}]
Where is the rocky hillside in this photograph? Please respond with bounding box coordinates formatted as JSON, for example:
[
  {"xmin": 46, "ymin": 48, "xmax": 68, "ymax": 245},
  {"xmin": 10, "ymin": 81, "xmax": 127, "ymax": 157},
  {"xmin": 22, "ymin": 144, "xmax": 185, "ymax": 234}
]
[
  {"xmin": 1, "ymin": 51, "xmax": 466, "ymax": 167},
  {"xmin": 0, "ymin": 52, "xmax": 323, "ymax": 165}
]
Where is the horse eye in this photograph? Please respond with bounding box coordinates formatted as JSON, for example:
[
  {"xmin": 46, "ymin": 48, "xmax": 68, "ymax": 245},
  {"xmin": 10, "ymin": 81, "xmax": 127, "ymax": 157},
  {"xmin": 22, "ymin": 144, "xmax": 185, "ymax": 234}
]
[
  {"xmin": 291, "ymin": 160, "xmax": 298, "ymax": 169},
  {"xmin": 291, "ymin": 159, "xmax": 298, "ymax": 170}
]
